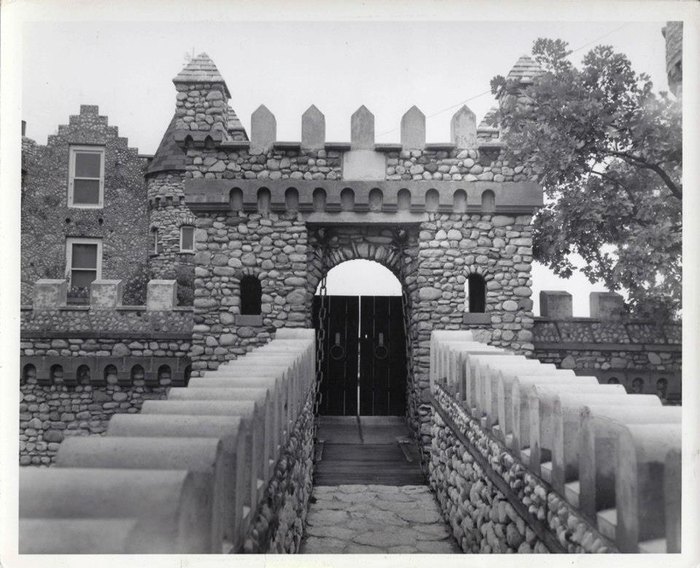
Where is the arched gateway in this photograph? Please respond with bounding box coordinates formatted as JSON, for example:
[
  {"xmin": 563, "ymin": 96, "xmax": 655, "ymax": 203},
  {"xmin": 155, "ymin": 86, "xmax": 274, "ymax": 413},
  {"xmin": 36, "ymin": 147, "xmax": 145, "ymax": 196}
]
[{"xmin": 146, "ymin": 53, "xmax": 542, "ymax": 438}]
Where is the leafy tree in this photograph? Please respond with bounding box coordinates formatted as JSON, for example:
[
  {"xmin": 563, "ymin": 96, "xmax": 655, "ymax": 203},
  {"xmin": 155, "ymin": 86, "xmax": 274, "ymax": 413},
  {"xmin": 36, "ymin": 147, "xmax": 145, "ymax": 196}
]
[{"xmin": 491, "ymin": 39, "xmax": 682, "ymax": 320}]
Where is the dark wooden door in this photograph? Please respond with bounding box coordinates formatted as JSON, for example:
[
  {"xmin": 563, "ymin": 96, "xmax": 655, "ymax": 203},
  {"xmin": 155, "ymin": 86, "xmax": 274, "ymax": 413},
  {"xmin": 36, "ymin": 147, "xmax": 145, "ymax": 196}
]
[
  {"xmin": 359, "ymin": 296, "xmax": 406, "ymax": 416},
  {"xmin": 314, "ymin": 295, "xmax": 406, "ymax": 416},
  {"xmin": 313, "ymin": 296, "xmax": 359, "ymax": 416}
]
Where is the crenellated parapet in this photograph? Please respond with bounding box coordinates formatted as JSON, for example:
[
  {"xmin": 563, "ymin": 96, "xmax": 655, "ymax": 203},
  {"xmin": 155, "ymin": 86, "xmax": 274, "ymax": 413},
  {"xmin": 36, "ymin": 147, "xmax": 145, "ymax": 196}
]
[
  {"xmin": 19, "ymin": 329, "xmax": 317, "ymax": 553},
  {"xmin": 534, "ymin": 291, "xmax": 681, "ymax": 403},
  {"xmin": 429, "ymin": 331, "xmax": 681, "ymax": 553}
]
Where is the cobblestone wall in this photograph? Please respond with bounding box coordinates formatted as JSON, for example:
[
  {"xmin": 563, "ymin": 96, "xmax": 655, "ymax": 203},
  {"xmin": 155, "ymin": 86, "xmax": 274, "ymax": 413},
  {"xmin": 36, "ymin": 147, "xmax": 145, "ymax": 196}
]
[
  {"xmin": 190, "ymin": 211, "xmax": 309, "ymax": 374},
  {"xmin": 533, "ymin": 319, "xmax": 682, "ymax": 402},
  {"xmin": 430, "ymin": 385, "xmax": 615, "ymax": 553},
  {"xmin": 243, "ymin": 384, "xmax": 315, "ymax": 553},
  {"xmin": 19, "ymin": 377, "xmax": 168, "ymax": 466}
]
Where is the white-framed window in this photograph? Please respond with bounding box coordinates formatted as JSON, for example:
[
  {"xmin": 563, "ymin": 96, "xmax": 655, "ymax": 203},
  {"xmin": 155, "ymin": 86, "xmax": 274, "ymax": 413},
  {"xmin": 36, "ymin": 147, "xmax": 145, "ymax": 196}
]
[
  {"xmin": 68, "ymin": 146, "xmax": 105, "ymax": 208},
  {"xmin": 66, "ymin": 238, "xmax": 102, "ymax": 289},
  {"xmin": 180, "ymin": 225, "xmax": 195, "ymax": 253}
]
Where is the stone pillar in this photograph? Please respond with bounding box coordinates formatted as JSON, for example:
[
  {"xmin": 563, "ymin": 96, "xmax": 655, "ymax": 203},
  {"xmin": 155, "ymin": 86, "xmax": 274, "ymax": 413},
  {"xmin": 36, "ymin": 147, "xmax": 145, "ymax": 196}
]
[
  {"xmin": 33, "ymin": 280, "xmax": 67, "ymax": 310},
  {"xmin": 301, "ymin": 105, "xmax": 325, "ymax": 149},
  {"xmin": 451, "ymin": 105, "xmax": 477, "ymax": 148},
  {"xmin": 251, "ymin": 105, "xmax": 276, "ymax": 151},
  {"xmin": 590, "ymin": 292, "xmax": 625, "ymax": 320},
  {"xmin": 351, "ymin": 106, "xmax": 374, "ymax": 149},
  {"xmin": 90, "ymin": 280, "xmax": 123, "ymax": 309},
  {"xmin": 147, "ymin": 280, "xmax": 177, "ymax": 311},
  {"xmin": 539, "ymin": 291, "xmax": 572, "ymax": 319},
  {"xmin": 400, "ymin": 106, "xmax": 425, "ymax": 150}
]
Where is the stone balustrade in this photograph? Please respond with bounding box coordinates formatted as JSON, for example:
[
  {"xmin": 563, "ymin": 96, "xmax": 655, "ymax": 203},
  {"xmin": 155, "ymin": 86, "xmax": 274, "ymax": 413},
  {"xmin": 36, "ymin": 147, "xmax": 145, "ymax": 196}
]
[
  {"xmin": 19, "ymin": 328, "xmax": 316, "ymax": 554},
  {"xmin": 429, "ymin": 330, "xmax": 681, "ymax": 553}
]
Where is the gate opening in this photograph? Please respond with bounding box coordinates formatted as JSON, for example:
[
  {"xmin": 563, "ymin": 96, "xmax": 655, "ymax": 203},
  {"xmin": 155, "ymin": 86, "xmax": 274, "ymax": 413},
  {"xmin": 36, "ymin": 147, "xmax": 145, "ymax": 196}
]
[{"xmin": 313, "ymin": 260, "xmax": 407, "ymax": 417}]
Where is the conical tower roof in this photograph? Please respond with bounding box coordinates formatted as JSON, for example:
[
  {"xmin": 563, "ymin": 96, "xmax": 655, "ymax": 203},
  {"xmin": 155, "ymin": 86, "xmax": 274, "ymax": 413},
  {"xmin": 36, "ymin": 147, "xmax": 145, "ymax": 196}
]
[
  {"xmin": 146, "ymin": 115, "xmax": 186, "ymax": 176},
  {"xmin": 505, "ymin": 55, "xmax": 542, "ymax": 84},
  {"xmin": 173, "ymin": 52, "xmax": 231, "ymax": 98}
]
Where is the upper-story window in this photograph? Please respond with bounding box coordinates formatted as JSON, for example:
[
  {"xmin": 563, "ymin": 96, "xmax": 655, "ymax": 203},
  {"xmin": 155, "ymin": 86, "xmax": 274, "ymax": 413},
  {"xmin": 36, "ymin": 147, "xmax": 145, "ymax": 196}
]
[
  {"xmin": 66, "ymin": 237, "xmax": 102, "ymax": 289},
  {"xmin": 69, "ymin": 146, "xmax": 105, "ymax": 208},
  {"xmin": 180, "ymin": 226, "xmax": 195, "ymax": 253}
]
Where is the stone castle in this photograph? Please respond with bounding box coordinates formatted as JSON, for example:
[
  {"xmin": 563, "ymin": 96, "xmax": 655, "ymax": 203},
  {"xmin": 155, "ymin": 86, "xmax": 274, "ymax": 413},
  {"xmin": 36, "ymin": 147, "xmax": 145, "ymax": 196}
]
[{"xmin": 18, "ymin": 40, "xmax": 682, "ymax": 555}]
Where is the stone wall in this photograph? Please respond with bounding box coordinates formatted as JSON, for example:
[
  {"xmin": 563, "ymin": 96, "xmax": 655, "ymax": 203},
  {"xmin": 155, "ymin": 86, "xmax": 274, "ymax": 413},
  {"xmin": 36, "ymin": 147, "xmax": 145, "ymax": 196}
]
[
  {"xmin": 430, "ymin": 331, "xmax": 681, "ymax": 553},
  {"xmin": 190, "ymin": 211, "xmax": 309, "ymax": 375},
  {"xmin": 533, "ymin": 294, "xmax": 682, "ymax": 403},
  {"xmin": 18, "ymin": 329, "xmax": 317, "ymax": 554},
  {"xmin": 243, "ymin": 381, "xmax": 315, "ymax": 553},
  {"xmin": 19, "ymin": 376, "xmax": 169, "ymax": 466},
  {"xmin": 430, "ymin": 386, "xmax": 613, "ymax": 553},
  {"xmin": 21, "ymin": 105, "xmax": 150, "ymax": 305}
]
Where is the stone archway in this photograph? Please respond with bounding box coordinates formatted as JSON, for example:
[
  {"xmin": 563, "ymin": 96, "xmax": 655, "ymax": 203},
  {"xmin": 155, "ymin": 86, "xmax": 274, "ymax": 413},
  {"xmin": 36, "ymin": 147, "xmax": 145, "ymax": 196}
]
[{"xmin": 305, "ymin": 224, "xmax": 423, "ymax": 421}]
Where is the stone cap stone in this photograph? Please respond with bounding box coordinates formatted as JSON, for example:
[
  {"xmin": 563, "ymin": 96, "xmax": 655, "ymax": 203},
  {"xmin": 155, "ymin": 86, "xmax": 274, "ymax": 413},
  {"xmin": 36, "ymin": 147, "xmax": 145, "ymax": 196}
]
[
  {"xmin": 147, "ymin": 280, "xmax": 178, "ymax": 311},
  {"xmin": 33, "ymin": 280, "xmax": 67, "ymax": 310},
  {"xmin": 539, "ymin": 291, "xmax": 572, "ymax": 319},
  {"xmin": 590, "ymin": 292, "xmax": 626, "ymax": 321},
  {"xmin": 173, "ymin": 52, "xmax": 231, "ymax": 97}
]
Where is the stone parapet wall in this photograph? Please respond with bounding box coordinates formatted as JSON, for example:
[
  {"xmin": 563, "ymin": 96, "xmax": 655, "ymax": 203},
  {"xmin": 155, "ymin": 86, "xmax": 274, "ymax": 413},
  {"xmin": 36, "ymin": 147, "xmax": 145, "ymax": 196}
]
[
  {"xmin": 533, "ymin": 317, "xmax": 682, "ymax": 403},
  {"xmin": 429, "ymin": 331, "xmax": 681, "ymax": 553},
  {"xmin": 18, "ymin": 329, "xmax": 316, "ymax": 554},
  {"xmin": 19, "ymin": 379, "xmax": 169, "ymax": 466}
]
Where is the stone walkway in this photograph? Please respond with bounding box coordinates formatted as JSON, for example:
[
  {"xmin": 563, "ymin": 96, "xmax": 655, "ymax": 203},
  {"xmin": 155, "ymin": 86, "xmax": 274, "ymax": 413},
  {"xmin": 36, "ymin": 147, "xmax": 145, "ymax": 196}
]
[{"xmin": 300, "ymin": 484, "xmax": 460, "ymax": 553}]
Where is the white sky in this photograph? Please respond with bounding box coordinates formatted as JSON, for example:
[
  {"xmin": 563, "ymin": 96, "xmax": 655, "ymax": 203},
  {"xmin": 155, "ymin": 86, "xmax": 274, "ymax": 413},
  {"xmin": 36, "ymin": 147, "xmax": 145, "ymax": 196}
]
[{"xmin": 15, "ymin": 16, "xmax": 678, "ymax": 316}]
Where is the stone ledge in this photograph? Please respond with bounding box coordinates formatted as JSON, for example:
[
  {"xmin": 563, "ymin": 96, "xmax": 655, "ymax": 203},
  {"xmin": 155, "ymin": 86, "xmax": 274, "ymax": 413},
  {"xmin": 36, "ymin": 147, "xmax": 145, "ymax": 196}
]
[
  {"xmin": 236, "ymin": 314, "xmax": 264, "ymax": 326},
  {"xmin": 462, "ymin": 313, "xmax": 492, "ymax": 325}
]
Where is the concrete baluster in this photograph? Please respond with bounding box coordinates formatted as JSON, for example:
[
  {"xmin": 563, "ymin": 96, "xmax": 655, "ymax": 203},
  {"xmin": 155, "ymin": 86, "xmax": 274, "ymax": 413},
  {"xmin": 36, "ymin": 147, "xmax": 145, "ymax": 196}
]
[
  {"xmin": 19, "ymin": 468, "xmax": 211, "ymax": 554},
  {"xmin": 55, "ymin": 436, "xmax": 225, "ymax": 553},
  {"xmin": 525, "ymin": 380, "xmax": 620, "ymax": 477},
  {"xmin": 552, "ymin": 394, "xmax": 663, "ymax": 496},
  {"xmin": 106, "ymin": 414, "xmax": 249, "ymax": 549},
  {"xmin": 616, "ymin": 424, "xmax": 681, "ymax": 552}
]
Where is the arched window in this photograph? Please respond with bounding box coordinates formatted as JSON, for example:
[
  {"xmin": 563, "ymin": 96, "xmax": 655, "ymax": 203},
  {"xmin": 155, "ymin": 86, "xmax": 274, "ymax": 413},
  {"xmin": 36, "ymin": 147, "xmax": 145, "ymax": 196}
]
[
  {"xmin": 180, "ymin": 226, "xmax": 195, "ymax": 253},
  {"xmin": 157, "ymin": 365, "xmax": 172, "ymax": 385},
  {"xmin": 50, "ymin": 364, "xmax": 64, "ymax": 384},
  {"xmin": 466, "ymin": 274, "xmax": 486, "ymax": 313},
  {"xmin": 240, "ymin": 276, "xmax": 262, "ymax": 315},
  {"xmin": 22, "ymin": 364, "xmax": 36, "ymax": 385},
  {"xmin": 131, "ymin": 364, "xmax": 145, "ymax": 384},
  {"xmin": 607, "ymin": 376, "xmax": 620, "ymax": 384},
  {"xmin": 631, "ymin": 377, "xmax": 644, "ymax": 394},
  {"xmin": 77, "ymin": 364, "xmax": 91, "ymax": 385},
  {"xmin": 481, "ymin": 189, "xmax": 496, "ymax": 213},
  {"xmin": 104, "ymin": 364, "xmax": 119, "ymax": 385}
]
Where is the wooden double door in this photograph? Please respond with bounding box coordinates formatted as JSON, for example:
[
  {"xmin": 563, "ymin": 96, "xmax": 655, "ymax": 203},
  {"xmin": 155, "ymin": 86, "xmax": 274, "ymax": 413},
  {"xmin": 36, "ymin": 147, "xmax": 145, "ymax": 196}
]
[{"xmin": 313, "ymin": 296, "xmax": 407, "ymax": 416}]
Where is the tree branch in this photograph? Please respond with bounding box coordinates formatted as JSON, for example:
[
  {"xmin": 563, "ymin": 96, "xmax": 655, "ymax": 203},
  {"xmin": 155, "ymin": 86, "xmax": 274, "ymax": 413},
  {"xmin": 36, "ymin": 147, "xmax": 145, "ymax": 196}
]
[{"xmin": 608, "ymin": 150, "xmax": 682, "ymax": 199}]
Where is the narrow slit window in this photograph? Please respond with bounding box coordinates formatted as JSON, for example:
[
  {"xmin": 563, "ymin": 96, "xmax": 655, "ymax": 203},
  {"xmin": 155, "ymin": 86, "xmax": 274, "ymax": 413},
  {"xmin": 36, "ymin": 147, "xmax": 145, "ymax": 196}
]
[
  {"xmin": 240, "ymin": 276, "xmax": 262, "ymax": 315},
  {"xmin": 467, "ymin": 274, "xmax": 486, "ymax": 313}
]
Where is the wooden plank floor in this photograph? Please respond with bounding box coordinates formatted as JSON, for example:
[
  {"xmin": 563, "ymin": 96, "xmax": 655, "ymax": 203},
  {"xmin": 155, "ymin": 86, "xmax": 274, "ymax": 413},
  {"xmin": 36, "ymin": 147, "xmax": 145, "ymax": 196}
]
[{"xmin": 314, "ymin": 416, "xmax": 425, "ymax": 486}]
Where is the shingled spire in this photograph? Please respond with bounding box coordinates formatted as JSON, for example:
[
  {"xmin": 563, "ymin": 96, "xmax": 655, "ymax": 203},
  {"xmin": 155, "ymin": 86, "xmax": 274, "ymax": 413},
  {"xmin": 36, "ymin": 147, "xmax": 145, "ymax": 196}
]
[
  {"xmin": 173, "ymin": 52, "xmax": 231, "ymax": 97},
  {"xmin": 505, "ymin": 54, "xmax": 543, "ymax": 85},
  {"xmin": 171, "ymin": 53, "xmax": 247, "ymax": 140}
]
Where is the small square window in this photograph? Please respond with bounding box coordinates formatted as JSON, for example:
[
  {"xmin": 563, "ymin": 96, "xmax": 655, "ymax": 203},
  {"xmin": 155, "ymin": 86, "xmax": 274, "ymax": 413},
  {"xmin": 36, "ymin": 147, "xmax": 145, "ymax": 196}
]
[
  {"xmin": 180, "ymin": 226, "xmax": 195, "ymax": 253},
  {"xmin": 69, "ymin": 146, "xmax": 104, "ymax": 208}
]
